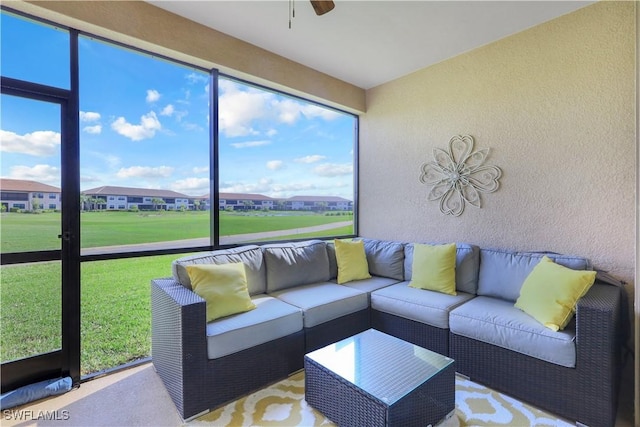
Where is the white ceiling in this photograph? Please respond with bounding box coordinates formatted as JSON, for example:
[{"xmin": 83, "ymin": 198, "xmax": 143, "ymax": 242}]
[{"xmin": 147, "ymin": 1, "xmax": 593, "ymax": 89}]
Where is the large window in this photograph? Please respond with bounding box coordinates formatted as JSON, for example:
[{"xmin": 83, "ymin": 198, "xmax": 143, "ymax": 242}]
[
  {"xmin": 218, "ymin": 77, "xmax": 356, "ymax": 244},
  {"xmin": 1, "ymin": 8, "xmax": 358, "ymax": 380},
  {"xmin": 79, "ymin": 37, "xmax": 210, "ymax": 255}
]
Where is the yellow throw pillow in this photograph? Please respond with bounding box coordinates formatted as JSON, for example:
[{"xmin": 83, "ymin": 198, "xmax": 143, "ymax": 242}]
[
  {"xmin": 186, "ymin": 262, "xmax": 256, "ymax": 322},
  {"xmin": 515, "ymin": 256, "xmax": 596, "ymax": 331},
  {"xmin": 335, "ymin": 239, "xmax": 371, "ymax": 284},
  {"xmin": 409, "ymin": 243, "xmax": 457, "ymax": 295}
]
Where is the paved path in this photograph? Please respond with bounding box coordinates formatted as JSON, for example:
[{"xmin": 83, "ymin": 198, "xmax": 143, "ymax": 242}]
[{"xmin": 81, "ymin": 221, "xmax": 352, "ymax": 255}]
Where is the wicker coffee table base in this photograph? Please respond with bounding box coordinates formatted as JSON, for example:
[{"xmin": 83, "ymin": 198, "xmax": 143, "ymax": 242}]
[{"xmin": 305, "ymin": 356, "xmax": 454, "ymax": 427}]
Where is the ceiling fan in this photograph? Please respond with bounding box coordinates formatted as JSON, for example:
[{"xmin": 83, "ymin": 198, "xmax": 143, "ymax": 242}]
[
  {"xmin": 289, "ymin": 0, "xmax": 335, "ymax": 28},
  {"xmin": 310, "ymin": 0, "xmax": 335, "ymax": 16}
]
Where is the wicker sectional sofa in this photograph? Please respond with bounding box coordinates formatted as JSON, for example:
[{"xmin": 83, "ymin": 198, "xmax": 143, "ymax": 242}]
[{"xmin": 151, "ymin": 238, "xmax": 625, "ymax": 427}]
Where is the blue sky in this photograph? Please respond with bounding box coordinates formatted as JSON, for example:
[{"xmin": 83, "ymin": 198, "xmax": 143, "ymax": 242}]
[{"xmin": 1, "ymin": 12, "xmax": 356, "ymax": 199}]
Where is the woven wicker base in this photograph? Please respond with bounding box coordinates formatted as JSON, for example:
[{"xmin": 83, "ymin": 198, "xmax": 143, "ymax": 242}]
[
  {"xmin": 371, "ymin": 310, "xmax": 449, "ymax": 356},
  {"xmin": 304, "ymin": 330, "xmax": 455, "ymax": 427}
]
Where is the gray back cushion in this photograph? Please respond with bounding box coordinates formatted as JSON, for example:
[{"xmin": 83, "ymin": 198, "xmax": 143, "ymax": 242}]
[
  {"xmin": 360, "ymin": 238, "xmax": 405, "ymax": 280},
  {"xmin": 172, "ymin": 245, "xmax": 266, "ymax": 295},
  {"xmin": 404, "ymin": 243, "xmax": 480, "ymax": 294},
  {"xmin": 263, "ymin": 240, "xmax": 330, "ymax": 292},
  {"xmin": 477, "ymin": 248, "xmax": 591, "ymax": 302},
  {"xmin": 326, "ymin": 238, "xmax": 405, "ymax": 280},
  {"xmin": 326, "ymin": 241, "xmax": 338, "ymax": 279}
]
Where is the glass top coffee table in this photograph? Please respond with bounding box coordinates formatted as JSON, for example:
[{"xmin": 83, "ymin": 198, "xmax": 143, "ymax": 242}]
[{"xmin": 304, "ymin": 329, "xmax": 455, "ymax": 427}]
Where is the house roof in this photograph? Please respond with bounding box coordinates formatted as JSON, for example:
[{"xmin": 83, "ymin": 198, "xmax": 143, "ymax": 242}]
[
  {"xmin": 219, "ymin": 193, "xmax": 275, "ymax": 201},
  {"xmin": 0, "ymin": 178, "xmax": 61, "ymax": 193},
  {"xmin": 287, "ymin": 196, "xmax": 351, "ymax": 203},
  {"xmin": 82, "ymin": 186, "xmax": 189, "ymax": 199},
  {"xmin": 201, "ymin": 193, "xmax": 352, "ymax": 202}
]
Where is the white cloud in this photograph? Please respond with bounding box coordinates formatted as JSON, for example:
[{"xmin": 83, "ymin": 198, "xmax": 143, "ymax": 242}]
[
  {"xmin": 80, "ymin": 111, "xmax": 101, "ymax": 122},
  {"xmin": 313, "ymin": 163, "xmax": 353, "ymax": 177},
  {"xmin": 266, "ymin": 128, "xmax": 278, "ymax": 137},
  {"xmin": 175, "ymin": 110, "xmax": 189, "ymax": 122},
  {"xmin": 271, "ymin": 182, "xmax": 318, "ymax": 193},
  {"xmin": 8, "ymin": 164, "xmax": 60, "ymax": 184},
  {"xmin": 146, "ymin": 89, "xmax": 161, "ymax": 103},
  {"xmin": 219, "ymin": 80, "xmax": 271, "ymax": 137},
  {"xmin": 171, "ymin": 177, "xmax": 210, "ymax": 195},
  {"xmin": 220, "ymin": 178, "xmax": 273, "ymax": 194},
  {"xmin": 83, "ymin": 125, "xmax": 102, "ymax": 134},
  {"xmin": 186, "ymin": 73, "xmax": 208, "ymax": 85},
  {"xmin": 103, "ymin": 154, "xmax": 121, "ymax": 168},
  {"xmin": 0, "ymin": 130, "xmax": 60, "ymax": 156},
  {"xmin": 271, "ymin": 99, "xmax": 341, "ymax": 124},
  {"xmin": 160, "ymin": 104, "xmax": 175, "ymax": 116},
  {"xmin": 192, "ymin": 166, "xmax": 209, "ymax": 174},
  {"xmin": 116, "ymin": 165, "xmax": 174, "ymax": 179},
  {"xmin": 302, "ymin": 104, "xmax": 341, "ymax": 121},
  {"xmin": 80, "ymin": 174, "xmax": 101, "ymax": 185},
  {"xmin": 294, "ymin": 155, "xmax": 326, "ymax": 164},
  {"xmin": 230, "ymin": 140, "xmax": 271, "ymax": 149},
  {"xmin": 218, "ymin": 178, "xmax": 351, "ymax": 199},
  {"xmin": 178, "ymin": 90, "xmax": 191, "ymax": 104},
  {"xmin": 85, "ymin": 150, "xmax": 121, "ymax": 168},
  {"xmin": 274, "ymin": 99, "xmax": 301, "ymax": 124},
  {"xmin": 182, "ymin": 122, "xmax": 202, "ymax": 132},
  {"xmin": 218, "ymin": 80, "xmax": 343, "ymax": 137},
  {"xmin": 111, "ymin": 111, "xmax": 161, "ymax": 141},
  {"xmin": 267, "ymin": 160, "xmax": 284, "ymax": 170}
]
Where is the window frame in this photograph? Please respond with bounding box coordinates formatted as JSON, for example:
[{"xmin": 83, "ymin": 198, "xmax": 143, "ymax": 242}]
[{"xmin": 0, "ymin": 5, "xmax": 359, "ymax": 385}]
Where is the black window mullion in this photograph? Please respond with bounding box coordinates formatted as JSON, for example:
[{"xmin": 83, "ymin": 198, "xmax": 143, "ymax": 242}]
[
  {"xmin": 211, "ymin": 69, "xmax": 220, "ymax": 247},
  {"xmin": 60, "ymin": 28, "xmax": 81, "ymax": 385}
]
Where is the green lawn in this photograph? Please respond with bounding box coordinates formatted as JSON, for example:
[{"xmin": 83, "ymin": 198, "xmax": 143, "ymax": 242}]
[
  {"xmin": 0, "ymin": 262, "xmax": 62, "ymax": 362},
  {"xmin": 1, "ymin": 255, "xmax": 178, "ymax": 375},
  {"xmin": 0, "ymin": 210, "xmax": 353, "ymax": 375},
  {"xmin": 0, "ymin": 210, "xmax": 353, "ymax": 252}
]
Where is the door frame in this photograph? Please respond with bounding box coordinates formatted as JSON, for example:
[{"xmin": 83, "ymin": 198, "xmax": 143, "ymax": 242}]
[{"xmin": 0, "ymin": 36, "xmax": 80, "ymax": 390}]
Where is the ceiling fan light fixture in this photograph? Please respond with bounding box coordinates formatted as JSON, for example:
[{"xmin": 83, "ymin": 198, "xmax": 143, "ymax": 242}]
[{"xmin": 310, "ymin": 0, "xmax": 335, "ymax": 16}]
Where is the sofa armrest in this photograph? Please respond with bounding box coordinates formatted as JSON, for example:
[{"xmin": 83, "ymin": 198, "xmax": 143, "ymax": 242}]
[
  {"xmin": 574, "ymin": 281, "xmax": 622, "ymax": 407},
  {"xmin": 151, "ymin": 278, "xmax": 208, "ymax": 418},
  {"xmin": 575, "ymin": 281, "xmax": 622, "ymax": 362}
]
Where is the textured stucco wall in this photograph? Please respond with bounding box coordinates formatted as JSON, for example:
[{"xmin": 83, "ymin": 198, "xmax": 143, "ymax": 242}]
[{"xmin": 360, "ymin": 1, "xmax": 635, "ymax": 285}]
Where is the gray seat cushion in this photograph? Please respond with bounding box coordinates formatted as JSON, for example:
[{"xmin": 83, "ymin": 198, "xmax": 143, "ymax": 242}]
[
  {"xmin": 270, "ymin": 282, "xmax": 368, "ymax": 328},
  {"xmin": 337, "ymin": 275, "xmax": 400, "ymax": 297},
  {"xmin": 371, "ymin": 281, "xmax": 474, "ymax": 329},
  {"xmin": 477, "ymin": 248, "xmax": 591, "ymax": 302},
  {"xmin": 449, "ymin": 296, "xmax": 576, "ymax": 368},
  {"xmin": 172, "ymin": 245, "xmax": 266, "ymax": 295},
  {"xmin": 205, "ymin": 294, "xmax": 303, "ymax": 359},
  {"xmin": 404, "ymin": 243, "xmax": 480, "ymax": 294},
  {"xmin": 263, "ymin": 240, "xmax": 330, "ymax": 292}
]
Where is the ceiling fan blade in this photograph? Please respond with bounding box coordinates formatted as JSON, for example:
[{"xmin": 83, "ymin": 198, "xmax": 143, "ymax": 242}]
[{"xmin": 310, "ymin": 0, "xmax": 335, "ymax": 16}]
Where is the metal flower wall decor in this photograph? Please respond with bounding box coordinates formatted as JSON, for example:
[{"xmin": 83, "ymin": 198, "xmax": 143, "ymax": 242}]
[{"xmin": 419, "ymin": 135, "xmax": 502, "ymax": 217}]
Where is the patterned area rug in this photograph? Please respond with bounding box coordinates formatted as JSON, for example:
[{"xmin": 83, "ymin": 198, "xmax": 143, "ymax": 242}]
[{"xmin": 187, "ymin": 371, "xmax": 571, "ymax": 426}]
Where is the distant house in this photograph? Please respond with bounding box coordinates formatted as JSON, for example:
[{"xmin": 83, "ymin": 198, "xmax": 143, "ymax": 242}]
[
  {"xmin": 0, "ymin": 178, "xmax": 61, "ymax": 211},
  {"xmin": 0, "ymin": 180, "xmax": 353, "ymax": 213},
  {"xmin": 82, "ymin": 186, "xmax": 192, "ymax": 211},
  {"xmin": 202, "ymin": 193, "xmax": 353, "ymax": 211},
  {"xmin": 218, "ymin": 193, "xmax": 275, "ymax": 211},
  {"xmin": 285, "ymin": 195, "xmax": 353, "ymax": 211}
]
